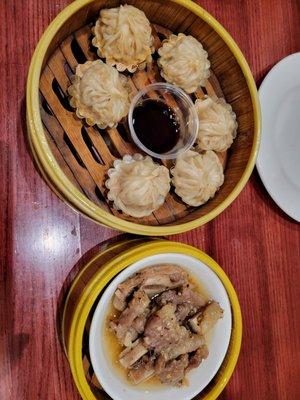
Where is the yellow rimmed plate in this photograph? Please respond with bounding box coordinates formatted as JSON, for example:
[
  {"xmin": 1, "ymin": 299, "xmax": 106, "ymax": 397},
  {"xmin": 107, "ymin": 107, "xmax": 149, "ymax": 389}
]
[{"xmin": 62, "ymin": 239, "xmax": 242, "ymax": 400}]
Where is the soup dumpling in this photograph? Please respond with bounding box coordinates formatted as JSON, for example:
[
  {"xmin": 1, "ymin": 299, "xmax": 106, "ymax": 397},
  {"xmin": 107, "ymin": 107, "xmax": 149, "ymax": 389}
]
[
  {"xmin": 92, "ymin": 5, "xmax": 154, "ymax": 73},
  {"xmin": 158, "ymin": 33, "xmax": 210, "ymax": 93},
  {"xmin": 195, "ymin": 95, "xmax": 238, "ymax": 152},
  {"xmin": 68, "ymin": 60, "xmax": 132, "ymax": 129},
  {"xmin": 171, "ymin": 150, "xmax": 224, "ymax": 207},
  {"xmin": 105, "ymin": 154, "xmax": 170, "ymax": 217}
]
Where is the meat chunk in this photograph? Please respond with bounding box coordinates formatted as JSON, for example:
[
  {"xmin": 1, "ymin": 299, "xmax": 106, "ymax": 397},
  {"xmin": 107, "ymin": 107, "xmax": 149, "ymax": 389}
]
[
  {"xmin": 181, "ymin": 287, "xmax": 207, "ymax": 309},
  {"xmin": 113, "ymin": 264, "xmax": 188, "ymax": 310},
  {"xmin": 114, "ymin": 275, "xmax": 141, "ymax": 303},
  {"xmin": 113, "ymin": 289, "xmax": 129, "ymax": 311},
  {"xmin": 119, "ymin": 339, "xmax": 148, "ymax": 369},
  {"xmin": 141, "ymin": 265, "xmax": 188, "ymax": 297},
  {"xmin": 113, "ymin": 277, "xmax": 142, "ymax": 311},
  {"xmin": 188, "ymin": 301, "xmax": 223, "ymax": 335},
  {"xmin": 186, "ymin": 345, "xmax": 209, "ymax": 372},
  {"xmin": 176, "ymin": 304, "xmax": 195, "ymax": 322},
  {"xmin": 144, "ymin": 304, "xmax": 189, "ymax": 353},
  {"xmin": 155, "ymin": 289, "xmax": 178, "ymax": 305},
  {"xmin": 123, "ymin": 327, "xmax": 139, "ymax": 347},
  {"xmin": 156, "ymin": 287, "xmax": 206, "ymax": 322},
  {"xmin": 111, "ymin": 289, "xmax": 150, "ymax": 345},
  {"xmin": 200, "ymin": 301, "xmax": 223, "ymax": 334},
  {"xmin": 156, "ymin": 354, "xmax": 189, "ymax": 386},
  {"xmin": 132, "ymin": 309, "xmax": 150, "ymax": 334},
  {"xmin": 144, "ymin": 303, "xmax": 205, "ymax": 361},
  {"xmin": 128, "ymin": 355, "xmax": 155, "ymax": 385},
  {"xmin": 142, "ymin": 284, "xmax": 173, "ymax": 297},
  {"xmin": 164, "ymin": 334, "xmax": 206, "ymax": 361},
  {"xmin": 174, "ymin": 289, "xmax": 204, "ymax": 322},
  {"xmin": 156, "ymin": 287, "xmax": 206, "ymax": 309},
  {"xmin": 141, "ymin": 264, "xmax": 188, "ymax": 290}
]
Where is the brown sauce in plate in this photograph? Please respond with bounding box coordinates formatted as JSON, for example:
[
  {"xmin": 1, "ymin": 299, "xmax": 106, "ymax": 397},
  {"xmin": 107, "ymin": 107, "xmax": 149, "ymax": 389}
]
[{"xmin": 132, "ymin": 99, "xmax": 180, "ymax": 154}]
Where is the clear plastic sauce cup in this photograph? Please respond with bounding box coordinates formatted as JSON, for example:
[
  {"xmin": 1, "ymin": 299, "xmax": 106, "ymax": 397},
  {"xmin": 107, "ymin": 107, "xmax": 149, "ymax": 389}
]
[{"xmin": 128, "ymin": 83, "xmax": 199, "ymax": 160}]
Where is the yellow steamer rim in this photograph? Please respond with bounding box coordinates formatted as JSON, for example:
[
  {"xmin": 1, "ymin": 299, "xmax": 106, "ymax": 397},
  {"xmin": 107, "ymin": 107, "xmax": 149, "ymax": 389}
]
[
  {"xmin": 62, "ymin": 240, "xmax": 242, "ymax": 400},
  {"xmin": 27, "ymin": 0, "xmax": 261, "ymax": 235},
  {"xmin": 61, "ymin": 238, "xmax": 148, "ymax": 354}
]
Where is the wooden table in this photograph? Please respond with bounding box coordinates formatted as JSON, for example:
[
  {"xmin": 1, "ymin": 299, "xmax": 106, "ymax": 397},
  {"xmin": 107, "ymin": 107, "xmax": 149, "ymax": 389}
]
[{"xmin": 1, "ymin": 1, "xmax": 299, "ymax": 399}]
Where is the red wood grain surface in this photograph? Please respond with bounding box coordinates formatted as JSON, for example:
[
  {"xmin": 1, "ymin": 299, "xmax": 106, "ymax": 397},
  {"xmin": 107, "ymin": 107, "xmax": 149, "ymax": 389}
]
[{"xmin": 1, "ymin": 1, "xmax": 300, "ymax": 399}]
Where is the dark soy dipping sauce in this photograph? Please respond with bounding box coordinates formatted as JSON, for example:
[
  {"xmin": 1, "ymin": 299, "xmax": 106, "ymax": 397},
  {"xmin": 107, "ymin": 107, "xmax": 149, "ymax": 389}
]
[{"xmin": 133, "ymin": 99, "xmax": 180, "ymax": 154}]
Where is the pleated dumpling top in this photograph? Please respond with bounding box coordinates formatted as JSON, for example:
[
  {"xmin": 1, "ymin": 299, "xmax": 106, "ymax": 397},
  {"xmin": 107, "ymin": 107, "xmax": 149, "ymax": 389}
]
[
  {"xmin": 105, "ymin": 154, "xmax": 171, "ymax": 217},
  {"xmin": 158, "ymin": 33, "xmax": 210, "ymax": 93},
  {"xmin": 68, "ymin": 60, "xmax": 132, "ymax": 128},
  {"xmin": 171, "ymin": 150, "xmax": 224, "ymax": 207},
  {"xmin": 92, "ymin": 5, "xmax": 154, "ymax": 73}
]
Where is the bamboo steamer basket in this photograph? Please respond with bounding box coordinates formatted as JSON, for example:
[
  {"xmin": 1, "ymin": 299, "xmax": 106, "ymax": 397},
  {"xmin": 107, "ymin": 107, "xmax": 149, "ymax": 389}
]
[
  {"xmin": 61, "ymin": 239, "xmax": 242, "ymax": 400},
  {"xmin": 27, "ymin": 0, "xmax": 260, "ymax": 235}
]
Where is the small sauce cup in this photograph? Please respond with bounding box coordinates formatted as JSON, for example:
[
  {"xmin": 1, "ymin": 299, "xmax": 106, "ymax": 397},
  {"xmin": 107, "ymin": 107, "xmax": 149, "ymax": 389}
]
[{"xmin": 128, "ymin": 83, "xmax": 199, "ymax": 160}]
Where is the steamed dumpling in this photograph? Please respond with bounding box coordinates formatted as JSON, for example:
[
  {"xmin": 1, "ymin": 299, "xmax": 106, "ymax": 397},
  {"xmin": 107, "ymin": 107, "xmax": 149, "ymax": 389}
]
[
  {"xmin": 195, "ymin": 96, "xmax": 238, "ymax": 152},
  {"xmin": 171, "ymin": 150, "xmax": 224, "ymax": 207},
  {"xmin": 105, "ymin": 154, "xmax": 170, "ymax": 217},
  {"xmin": 92, "ymin": 5, "xmax": 154, "ymax": 72},
  {"xmin": 158, "ymin": 33, "xmax": 210, "ymax": 93},
  {"xmin": 68, "ymin": 60, "xmax": 132, "ymax": 128}
]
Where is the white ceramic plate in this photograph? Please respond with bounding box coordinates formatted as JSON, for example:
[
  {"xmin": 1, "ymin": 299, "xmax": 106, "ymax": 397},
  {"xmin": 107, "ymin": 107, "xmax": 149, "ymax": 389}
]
[
  {"xmin": 89, "ymin": 253, "xmax": 232, "ymax": 400},
  {"xmin": 257, "ymin": 53, "xmax": 300, "ymax": 221}
]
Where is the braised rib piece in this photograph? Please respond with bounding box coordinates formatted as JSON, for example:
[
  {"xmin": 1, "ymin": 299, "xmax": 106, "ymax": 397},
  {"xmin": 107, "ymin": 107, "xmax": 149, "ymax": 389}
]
[
  {"xmin": 113, "ymin": 278, "xmax": 142, "ymax": 312},
  {"xmin": 110, "ymin": 289, "xmax": 150, "ymax": 345},
  {"xmin": 128, "ymin": 355, "xmax": 155, "ymax": 385},
  {"xmin": 186, "ymin": 345, "xmax": 209, "ymax": 373},
  {"xmin": 132, "ymin": 309, "xmax": 151, "ymax": 334},
  {"xmin": 164, "ymin": 334, "xmax": 206, "ymax": 361},
  {"xmin": 156, "ymin": 287, "xmax": 206, "ymax": 309},
  {"xmin": 144, "ymin": 303, "xmax": 205, "ymax": 361},
  {"xmin": 122, "ymin": 327, "xmax": 139, "ymax": 348},
  {"xmin": 144, "ymin": 304, "xmax": 189, "ymax": 353},
  {"xmin": 113, "ymin": 264, "xmax": 188, "ymax": 311},
  {"xmin": 188, "ymin": 301, "xmax": 223, "ymax": 335},
  {"xmin": 156, "ymin": 354, "xmax": 189, "ymax": 386},
  {"xmin": 155, "ymin": 287, "xmax": 206, "ymax": 321},
  {"xmin": 119, "ymin": 339, "xmax": 148, "ymax": 369}
]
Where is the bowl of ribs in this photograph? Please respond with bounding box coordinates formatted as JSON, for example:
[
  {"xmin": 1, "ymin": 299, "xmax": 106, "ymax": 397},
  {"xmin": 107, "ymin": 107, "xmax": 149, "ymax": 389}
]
[{"xmin": 89, "ymin": 252, "xmax": 232, "ymax": 400}]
